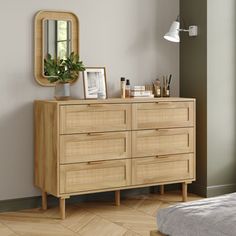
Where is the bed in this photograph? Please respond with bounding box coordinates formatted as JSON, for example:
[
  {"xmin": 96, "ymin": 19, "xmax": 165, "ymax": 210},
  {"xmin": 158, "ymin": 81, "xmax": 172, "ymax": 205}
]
[{"xmin": 152, "ymin": 192, "xmax": 236, "ymax": 236}]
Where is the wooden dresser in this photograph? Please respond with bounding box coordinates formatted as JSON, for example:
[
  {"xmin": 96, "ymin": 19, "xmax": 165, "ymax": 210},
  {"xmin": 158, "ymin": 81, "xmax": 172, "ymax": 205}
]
[{"xmin": 34, "ymin": 98, "xmax": 196, "ymax": 219}]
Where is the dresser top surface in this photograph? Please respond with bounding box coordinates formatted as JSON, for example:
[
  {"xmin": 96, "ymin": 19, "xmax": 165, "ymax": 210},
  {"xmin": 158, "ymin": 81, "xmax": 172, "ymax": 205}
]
[{"xmin": 35, "ymin": 97, "xmax": 195, "ymax": 105}]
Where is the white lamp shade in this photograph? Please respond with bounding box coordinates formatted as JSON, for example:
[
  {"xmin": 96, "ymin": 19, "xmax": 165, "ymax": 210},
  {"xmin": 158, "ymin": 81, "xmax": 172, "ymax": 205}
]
[{"xmin": 164, "ymin": 21, "xmax": 180, "ymax": 43}]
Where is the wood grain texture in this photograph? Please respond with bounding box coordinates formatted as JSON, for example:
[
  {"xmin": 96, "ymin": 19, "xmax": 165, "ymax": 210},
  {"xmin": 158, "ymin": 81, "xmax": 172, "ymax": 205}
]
[
  {"xmin": 60, "ymin": 104, "xmax": 131, "ymax": 134},
  {"xmin": 60, "ymin": 198, "xmax": 66, "ymax": 220},
  {"xmin": 34, "ymin": 101, "xmax": 59, "ymax": 196},
  {"xmin": 115, "ymin": 190, "xmax": 121, "ymax": 206},
  {"xmin": 58, "ymin": 180, "xmax": 194, "ymax": 198},
  {"xmin": 60, "ymin": 159, "xmax": 131, "ymax": 194},
  {"xmin": 34, "ymin": 102, "xmax": 45, "ymax": 190},
  {"xmin": 34, "ymin": 10, "xmax": 79, "ymax": 86},
  {"xmin": 60, "ymin": 132, "xmax": 131, "ymax": 164},
  {"xmin": 34, "ymin": 98, "xmax": 196, "ymax": 219},
  {"xmin": 0, "ymin": 192, "xmax": 202, "ymax": 235},
  {"xmin": 36, "ymin": 97, "xmax": 196, "ymax": 105},
  {"xmin": 0, "ymin": 222, "xmax": 17, "ymax": 236},
  {"xmin": 182, "ymin": 182, "xmax": 188, "ymax": 202},
  {"xmin": 132, "ymin": 101, "xmax": 194, "ymax": 130},
  {"xmin": 41, "ymin": 191, "xmax": 47, "ymax": 210},
  {"xmin": 78, "ymin": 216, "xmax": 127, "ymax": 236},
  {"xmin": 132, "ymin": 128, "xmax": 194, "ymax": 158},
  {"xmin": 132, "ymin": 154, "xmax": 194, "ymax": 185},
  {"xmin": 160, "ymin": 185, "xmax": 164, "ymax": 195},
  {"xmin": 150, "ymin": 231, "xmax": 166, "ymax": 236}
]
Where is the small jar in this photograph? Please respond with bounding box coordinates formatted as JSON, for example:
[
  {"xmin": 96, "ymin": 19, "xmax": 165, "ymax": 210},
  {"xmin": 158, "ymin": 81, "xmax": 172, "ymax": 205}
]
[
  {"xmin": 153, "ymin": 79, "xmax": 161, "ymax": 98},
  {"xmin": 162, "ymin": 87, "xmax": 170, "ymax": 97},
  {"xmin": 162, "ymin": 77, "xmax": 170, "ymax": 97}
]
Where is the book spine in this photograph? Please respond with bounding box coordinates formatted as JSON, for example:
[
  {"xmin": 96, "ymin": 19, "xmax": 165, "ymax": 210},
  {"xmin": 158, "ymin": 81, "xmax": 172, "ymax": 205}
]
[
  {"xmin": 131, "ymin": 86, "xmax": 145, "ymax": 91},
  {"xmin": 131, "ymin": 91, "xmax": 152, "ymax": 96}
]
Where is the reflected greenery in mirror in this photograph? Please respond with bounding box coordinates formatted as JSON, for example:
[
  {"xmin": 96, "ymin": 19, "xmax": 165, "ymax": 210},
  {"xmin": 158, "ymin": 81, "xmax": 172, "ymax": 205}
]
[
  {"xmin": 44, "ymin": 19, "xmax": 72, "ymax": 76},
  {"xmin": 35, "ymin": 10, "xmax": 80, "ymax": 86},
  {"xmin": 44, "ymin": 52, "xmax": 85, "ymax": 83}
]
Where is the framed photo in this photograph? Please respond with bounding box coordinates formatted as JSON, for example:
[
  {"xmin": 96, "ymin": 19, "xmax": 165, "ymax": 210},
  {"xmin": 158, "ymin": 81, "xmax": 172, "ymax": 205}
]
[
  {"xmin": 83, "ymin": 67, "xmax": 107, "ymax": 99},
  {"xmin": 83, "ymin": 67, "xmax": 108, "ymax": 99}
]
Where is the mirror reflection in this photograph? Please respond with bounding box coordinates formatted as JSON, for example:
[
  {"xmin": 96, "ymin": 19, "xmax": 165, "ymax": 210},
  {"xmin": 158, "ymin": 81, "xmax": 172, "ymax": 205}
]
[{"xmin": 43, "ymin": 20, "xmax": 72, "ymax": 75}]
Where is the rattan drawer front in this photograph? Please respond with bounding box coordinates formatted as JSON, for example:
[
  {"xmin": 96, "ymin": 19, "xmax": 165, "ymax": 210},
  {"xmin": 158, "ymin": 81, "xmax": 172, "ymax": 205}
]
[
  {"xmin": 132, "ymin": 154, "xmax": 194, "ymax": 185},
  {"xmin": 60, "ymin": 104, "xmax": 131, "ymax": 134},
  {"xmin": 132, "ymin": 128, "xmax": 194, "ymax": 158},
  {"xmin": 60, "ymin": 159, "xmax": 131, "ymax": 194},
  {"xmin": 132, "ymin": 102, "xmax": 194, "ymax": 130},
  {"xmin": 60, "ymin": 132, "xmax": 131, "ymax": 164}
]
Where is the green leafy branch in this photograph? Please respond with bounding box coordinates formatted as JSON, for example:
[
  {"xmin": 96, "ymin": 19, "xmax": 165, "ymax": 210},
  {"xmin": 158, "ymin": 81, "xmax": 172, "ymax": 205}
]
[{"xmin": 44, "ymin": 52, "xmax": 85, "ymax": 83}]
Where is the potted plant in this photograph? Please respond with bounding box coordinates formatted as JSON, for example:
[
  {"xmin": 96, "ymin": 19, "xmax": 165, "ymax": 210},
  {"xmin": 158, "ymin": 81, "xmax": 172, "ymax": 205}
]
[{"xmin": 44, "ymin": 52, "xmax": 85, "ymax": 100}]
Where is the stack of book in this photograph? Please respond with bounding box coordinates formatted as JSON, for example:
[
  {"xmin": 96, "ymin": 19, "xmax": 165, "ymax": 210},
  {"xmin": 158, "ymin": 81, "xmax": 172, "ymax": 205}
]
[{"xmin": 131, "ymin": 86, "xmax": 154, "ymax": 98}]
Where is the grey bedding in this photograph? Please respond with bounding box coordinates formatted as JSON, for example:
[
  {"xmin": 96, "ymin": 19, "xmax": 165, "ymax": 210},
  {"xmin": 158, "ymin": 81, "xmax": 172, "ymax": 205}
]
[{"xmin": 157, "ymin": 193, "xmax": 236, "ymax": 236}]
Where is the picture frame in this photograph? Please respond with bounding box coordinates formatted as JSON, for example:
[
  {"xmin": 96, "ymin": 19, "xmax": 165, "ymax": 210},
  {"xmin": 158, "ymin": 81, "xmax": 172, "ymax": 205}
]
[{"xmin": 83, "ymin": 67, "xmax": 108, "ymax": 99}]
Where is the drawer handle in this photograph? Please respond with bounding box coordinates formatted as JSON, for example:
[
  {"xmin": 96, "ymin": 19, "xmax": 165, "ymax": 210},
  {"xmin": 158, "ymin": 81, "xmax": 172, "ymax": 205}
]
[
  {"xmin": 155, "ymin": 102, "xmax": 173, "ymax": 105},
  {"xmin": 87, "ymin": 161, "xmax": 104, "ymax": 165},
  {"xmin": 87, "ymin": 133, "xmax": 104, "ymax": 136},
  {"xmin": 88, "ymin": 104, "xmax": 104, "ymax": 108},
  {"xmin": 156, "ymin": 155, "xmax": 168, "ymax": 159}
]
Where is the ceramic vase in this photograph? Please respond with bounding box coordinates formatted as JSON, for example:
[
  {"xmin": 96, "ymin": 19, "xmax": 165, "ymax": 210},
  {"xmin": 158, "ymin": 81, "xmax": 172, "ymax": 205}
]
[{"xmin": 55, "ymin": 82, "xmax": 70, "ymax": 100}]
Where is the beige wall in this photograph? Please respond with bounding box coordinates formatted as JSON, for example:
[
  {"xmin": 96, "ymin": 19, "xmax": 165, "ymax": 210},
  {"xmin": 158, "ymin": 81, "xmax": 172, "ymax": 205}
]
[{"xmin": 0, "ymin": 0, "xmax": 179, "ymax": 200}]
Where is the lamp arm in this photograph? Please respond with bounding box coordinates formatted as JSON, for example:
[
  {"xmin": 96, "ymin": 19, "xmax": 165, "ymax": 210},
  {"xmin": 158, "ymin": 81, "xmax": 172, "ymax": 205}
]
[{"xmin": 178, "ymin": 29, "xmax": 189, "ymax": 32}]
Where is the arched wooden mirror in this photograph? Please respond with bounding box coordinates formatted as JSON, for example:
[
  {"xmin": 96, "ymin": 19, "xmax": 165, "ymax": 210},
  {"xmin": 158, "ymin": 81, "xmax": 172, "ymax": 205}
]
[{"xmin": 34, "ymin": 10, "xmax": 79, "ymax": 86}]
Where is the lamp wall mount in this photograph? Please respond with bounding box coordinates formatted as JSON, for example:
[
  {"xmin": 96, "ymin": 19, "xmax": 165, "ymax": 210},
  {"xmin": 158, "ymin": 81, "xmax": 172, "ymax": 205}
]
[{"xmin": 179, "ymin": 25, "xmax": 198, "ymax": 37}]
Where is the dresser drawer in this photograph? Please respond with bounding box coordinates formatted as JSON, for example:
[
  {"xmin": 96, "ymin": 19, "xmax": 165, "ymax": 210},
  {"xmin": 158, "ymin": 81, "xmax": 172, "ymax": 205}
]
[
  {"xmin": 60, "ymin": 159, "xmax": 131, "ymax": 194},
  {"xmin": 132, "ymin": 154, "xmax": 194, "ymax": 185},
  {"xmin": 132, "ymin": 102, "xmax": 194, "ymax": 130},
  {"xmin": 132, "ymin": 128, "xmax": 194, "ymax": 158},
  {"xmin": 60, "ymin": 132, "xmax": 131, "ymax": 164},
  {"xmin": 60, "ymin": 104, "xmax": 131, "ymax": 134}
]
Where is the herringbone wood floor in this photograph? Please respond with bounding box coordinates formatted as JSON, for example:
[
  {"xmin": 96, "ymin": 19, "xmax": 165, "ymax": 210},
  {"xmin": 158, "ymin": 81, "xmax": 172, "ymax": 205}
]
[{"xmin": 0, "ymin": 191, "xmax": 201, "ymax": 236}]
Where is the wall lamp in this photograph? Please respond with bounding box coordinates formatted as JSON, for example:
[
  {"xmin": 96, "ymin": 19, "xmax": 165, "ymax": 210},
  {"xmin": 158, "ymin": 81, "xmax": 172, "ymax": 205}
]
[{"xmin": 164, "ymin": 16, "xmax": 198, "ymax": 43}]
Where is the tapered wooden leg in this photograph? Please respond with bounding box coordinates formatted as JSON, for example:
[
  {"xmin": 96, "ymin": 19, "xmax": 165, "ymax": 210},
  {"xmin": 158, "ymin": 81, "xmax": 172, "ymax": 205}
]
[
  {"xmin": 115, "ymin": 190, "xmax": 120, "ymax": 206},
  {"xmin": 182, "ymin": 182, "xmax": 188, "ymax": 202},
  {"xmin": 42, "ymin": 191, "xmax": 47, "ymax": 210},
  {"xmin": 60, "ymin": 198, "xmax": 66, "ymax": 220},
  {"xmin": 160, "ymin": 185, "xmax": 164, "ymax": 195}
]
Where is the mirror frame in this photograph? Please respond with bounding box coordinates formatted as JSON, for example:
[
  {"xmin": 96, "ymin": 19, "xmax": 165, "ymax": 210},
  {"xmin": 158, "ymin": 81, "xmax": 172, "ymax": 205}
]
[{"xmin": 34, "ymin": 10, "xmax": 79, "ymax": 86}]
